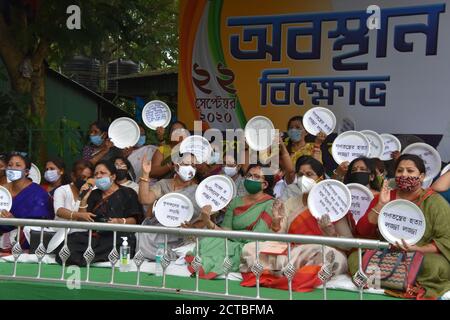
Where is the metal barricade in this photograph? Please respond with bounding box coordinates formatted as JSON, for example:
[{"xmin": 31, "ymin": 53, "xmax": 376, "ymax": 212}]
[{"xmin": 0, "ymin": 218, "xmax": 389, "ymax": 300}]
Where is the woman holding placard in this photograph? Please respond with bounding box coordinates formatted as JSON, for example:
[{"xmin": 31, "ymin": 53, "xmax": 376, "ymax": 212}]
[
  {"xmin": 149, "ymin": 121, "xmax": 189, "ymax": 179},
  {"xmin": 82, "ymin": 121, "xmax": 123, "ymax": 165},
  {"xmin": 185, "ymin": 163, "xmax": 276, "ymax": 279},
  {"xmin": 0, "ymin": 154, "xmax": 53, "ymax": 240},
  {"xmin": 240, "ymin": 157, "xmax": 352, "ymax": 291},
  {"xmin": 138, "ymin": 152, "xmax": 200, "ymax": 260},
  {"xmin": 348, "ymin": 154, "xmax": 450, "ymax": 298},
  {"xmin": 284, "ymin": 116, "xmax": 326, "ymax": 166},
  {"xmin": 55, "ymin": 160, "xmax": 143, "ymax": 266}
]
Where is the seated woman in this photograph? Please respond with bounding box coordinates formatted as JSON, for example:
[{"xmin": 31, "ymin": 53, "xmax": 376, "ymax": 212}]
[
  {"xmin": 348, "ymin": 154, "xmax": 450, "ymax": 299},
  {"xmin": 0, "ymin": 154, "xmax": 53, "ymax": 247},
  {"xmin": 185, "ymin": 163, "xmax": 276, "ymax": 279},
  {"xmin": 138, "ymin": 152, "xmax": 201, "ymax": 260},
  {"xmin": 55, "ymin": 160, "xmax": 143, "ymax": 266},
  {"xmin": 113, "ymin": 156, "xmax": 139, "ymax": 194},
  {"xmin": 42, "ymin": 157, "xmax": 71, "ymax": 199},
  {"xmin": 240, "ymin": 156, "xmax": 352, "ymax": 291}
]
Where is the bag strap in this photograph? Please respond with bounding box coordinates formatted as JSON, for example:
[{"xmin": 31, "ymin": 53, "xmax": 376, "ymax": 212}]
[{"xmin": 378, "ymin": 251, "xmax": 404, "ymax": 280}]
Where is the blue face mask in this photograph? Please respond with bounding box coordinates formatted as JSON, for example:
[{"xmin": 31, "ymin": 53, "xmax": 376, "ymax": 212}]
[
  {"xmin": 136, "ymin": 135, "xmax": 146, "ymax": 147},
  {"xmin": 288, "ymin": 128, "xmax": 302, "ymax": 142},
  {"xmin": 90, "ymin": 135, "xmax": 103, "ymax": 146},
  {"xmin": 95, "ymin": 176, "xmax": 113, "ymax": 191}
]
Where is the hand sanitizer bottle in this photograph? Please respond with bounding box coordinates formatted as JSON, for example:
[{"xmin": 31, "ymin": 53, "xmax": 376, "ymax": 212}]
[{"xmin": 120, "ymin": 237, "xmax": 130, "ymax": 272}]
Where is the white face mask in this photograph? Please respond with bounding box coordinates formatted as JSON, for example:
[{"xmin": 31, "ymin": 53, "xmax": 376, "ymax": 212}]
[
  {"xmin": 296, "ymin": 175, "xmax": 316, "ymax": 193},
  {"xmin": 44, "ymin": 169, "xmax": 61, "ymax": 183},
  {"xmin": 6, "ymin": 169, "xmax": 24, "ymax": 182},
  {"xmin": 223, "ymin": 166, "xmax": 238, "ymax": 177},
  {"xmin": 176, "ymin": 165, "xmax": 196, "ymax": 182}
]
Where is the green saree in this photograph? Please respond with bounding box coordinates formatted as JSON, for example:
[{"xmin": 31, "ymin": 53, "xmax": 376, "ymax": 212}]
[
  {"xmin": 186, "ymin": 194, "xmax": 274, "ymax": 279},
  {"xmin": 349, "ymin": 190, "xmax": 450, "ymax": 298}
]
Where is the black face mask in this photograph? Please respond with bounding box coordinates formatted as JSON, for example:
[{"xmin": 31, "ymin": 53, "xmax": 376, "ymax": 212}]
[
  {"xmin": 74, "ymin": 178, "xmax": 86, "ymax": 190},
  {"xmin": 116, "ymin": 169, "xmax": 128, "ymax": 181},
  {"xmin": 348, "ymin": 172, "xmax": 371, "ymax": 186}
]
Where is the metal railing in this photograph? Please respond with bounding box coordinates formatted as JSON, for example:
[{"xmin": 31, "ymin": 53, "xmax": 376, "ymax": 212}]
[{"xmin": 0, "ymin": 218, "xmax": 389, "ymax": 300}]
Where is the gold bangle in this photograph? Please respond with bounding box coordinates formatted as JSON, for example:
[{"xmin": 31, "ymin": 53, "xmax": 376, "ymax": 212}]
[
  {"xmin": 139, "ymin": 177, "xmax": 149, "ymax": 183},
  {"xmin": 79, "ymin": 204, "xmax": 88, "ymax": 209}
]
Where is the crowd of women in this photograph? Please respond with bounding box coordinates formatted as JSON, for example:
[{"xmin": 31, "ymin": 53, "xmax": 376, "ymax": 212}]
[{"xmin": 0, "ymin": 116, "xmax": 449, "ymax": 299}]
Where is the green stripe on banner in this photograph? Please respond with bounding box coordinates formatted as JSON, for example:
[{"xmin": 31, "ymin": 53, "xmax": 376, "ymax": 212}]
[
  {"xmin": 0, "ymin": 262, "xmax": 399, "ymax": 300},
  {"xmin": 207, "ymin": 0, "xmax": 247, "ymax": 128}
]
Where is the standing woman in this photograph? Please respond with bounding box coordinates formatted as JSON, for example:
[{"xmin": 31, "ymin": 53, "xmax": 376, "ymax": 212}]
[
  {"xmin": 348, "ymin": 154, "xmax": 450, "ymax": 299},
  {"xmin": 42, "ymin": 157, "xmax": 71, "ymax": 197},
  {"xmin": 284, "ymin": 116, "xmax": 327, "ymax": 166},
  {"xmin": 55, "ymin": 160, "xmax": 143, "ymax": 266},
  {"xmin": 0, "ymin": 154, "xmax": 53, "ymax": 239}
]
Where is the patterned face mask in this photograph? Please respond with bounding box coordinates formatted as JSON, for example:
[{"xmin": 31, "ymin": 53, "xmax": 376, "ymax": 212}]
[{"xmin": 395, "ymin": 176, "xmax": 421, "ymax": 192}]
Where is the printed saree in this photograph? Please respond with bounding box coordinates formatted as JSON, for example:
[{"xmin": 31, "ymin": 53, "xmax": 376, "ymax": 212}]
[{"xmin": 186, "ymin": 194, "xmax": 274, "ymax": 279}]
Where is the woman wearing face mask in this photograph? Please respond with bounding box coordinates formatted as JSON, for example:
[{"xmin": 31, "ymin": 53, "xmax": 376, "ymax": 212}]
[
  {"xmin": 42, "ymin": 158, "xmax": 71, "ymax": 197},
  {"xmin": 0, "ymin": 154, "xmax": 53, "ymax": 242},
  {"xmin": 150, "ymin": 121, "xmax": 189, "ymax": 179},
  {"xmin": 240, "ymin": 157, "xmax": 353, "ymax": 292},
  {"xmin": 344, "ymin": 157, "xmax": 381, "ymax": 195},
  {"xmin": 0, "ymin": 154, "xmax": 7, "ymax": 186},
  {"xmin": 55, "ymin": 160, "xmax": 143, "ymax": 266},
  {"xmin": 138, "ymin": 152, "xmax": 202, "ymax": 260},
  {"xmin": 113, "ymin": 156, "xmax": 139, "ymax": 194},
  {"xmin": 348, "ymin": 154, "xmax": 450, "ymax": 299},
  {"xmin": 185, "ymin": 163, "xmax": 276, "ymax": 279},
  {"xmin": 24, "ymin": 160, "xmax": 95, "ymax": 251},
  {"xmin": 82, "ymin": 121, "xmax": 123, "ymax": 166},
  {"xmin": 285, "ymin": 116, "xmax": 327, "ymax": 166},
  {"xmin": 223, "ymin": 154, "xmax": 246, "ymax": 196}
]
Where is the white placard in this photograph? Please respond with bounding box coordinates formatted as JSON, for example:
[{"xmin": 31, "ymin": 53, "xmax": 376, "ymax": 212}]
[
  {"xmin": 244, "ymin": 116, "xmax": 276, "ymax": 151},
  {"xmin": 180, "ymin": 135, "xmax": 212, "ymax": 164},
  {"xmin": 29, "ymin": 163, "xmax": 41, "ymax": 184},
  {"xmin": 108, "ymin": 117, "xmax": 140, "ymax": 149},
  {"xmin": 378, "ymin": 199, "xmax": 426, "ymax": 245},
  {"xmin": 360, "ymin": 130, "xmax": 384, "ymax": 159},
  {"xmin": 402, "ymin": 142, "xmax": 442, "ymax": 180},
  {"xmin": 379, "ymin": 133, "xmax": 402, "ymax": 161},
  {"xmin": 195, "ymin": 175, "xmax": 234, "ymax": 212},
  {"xmin": 303, "ymin": 107, "xmax": 336, "ymax": 136},
  {"xmin": 0, "ymin": 186, "xmax": 12, "ymax": 212},
  {"xmin": 142, "ymin": 100, "xmax": 171, "ymax": 129},
  {"xmin": 307, "ymin": 180, "xmax": 351, "ymax": 222},
  {"xmin": 331, "ymin": 131, "xmax": 371, "ymax": 165},
  {"xmin": 346, "ymin": 183, "xmax": 374, "ymax": 224},
  {"xmin": 154, "ymin": 193, "xmax": 194, "ymax": 228}
]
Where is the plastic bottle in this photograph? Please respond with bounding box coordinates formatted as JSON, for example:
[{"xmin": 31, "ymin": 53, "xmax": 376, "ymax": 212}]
[
  {"xmin": 119, "ymin": 237, "xmax": 130, "ymax": 272},
  {"xmin": 155, "ymin": 243, "xmax": 164, "ymax": 276}
]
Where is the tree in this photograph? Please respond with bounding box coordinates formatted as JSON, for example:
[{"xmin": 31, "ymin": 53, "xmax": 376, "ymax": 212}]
[{"xmin": 0, "ymin": 0, "xmax": 178, "ymax": 159}]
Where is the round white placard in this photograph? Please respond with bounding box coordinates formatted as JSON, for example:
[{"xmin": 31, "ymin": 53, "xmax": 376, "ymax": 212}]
[
  {"xmin": 331, "ymin": 131, "xmax": 371, "ymax": 164},
  {"xmin": 0, "ymin": 186, "xmax": 12, "ymax": 212},
  {"xmin": 307, "ymin": 180, "xmax": 352, "ymax": 222},
  {"xmin": 142, "ymin": 100, "xmax": 171, "ymax": 130},
  {"xmin": 108, "ymin": 117, "xmax": 140, "ymax": 149},
  {"xmin": 29, "ymin": 163, "xmax": 41, "ymax": 184},
  {"xmin": 179, "ymin": 135, "xmax": 213, "ymax": 164},
  {"xmin": 346, "ymin": 183, "xmax": 374, "ymax": 224},
  {"xmin": 379, "ymin": 133, "xmax": 402, "ymax": 161},
  {"xmin": 378, "ymin": 199, "xmax": 426, "ymax": 245},
  {"xmin": 402, "ymin": 142, "xmax": 442, "ymax": 179},
  {"xmin": 195, "ymin": 175, "xmax": 234, "ymax": 212},
  {"xmin": 303, "ymin": 107, "xmax": 336, "ymax": 136},
  {"xmin": 153, "ymin": 193, "xmax": 194, "ymax": 227},
  {"xmin": 360, "ymin": 130, "xmax": 384, "ymax": 159},
  {"xmin": 244, "ymin": 116, "xmax": 276, "ymax": 151}
]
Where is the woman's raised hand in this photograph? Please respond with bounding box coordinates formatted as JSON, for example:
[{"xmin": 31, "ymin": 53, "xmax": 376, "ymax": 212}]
[{"xmin": 141, "ymin": 153, "xmax": 152, "ymax": 176}]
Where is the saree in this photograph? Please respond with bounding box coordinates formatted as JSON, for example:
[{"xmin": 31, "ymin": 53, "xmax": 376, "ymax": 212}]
[
  {"xmin": 240, "ymin": 208, "xmax": 348, "ymax": 292},
  {"xmin": 0, "ymin": 183, "xmax": 53, "ymax": 234},
  {"xmin": 186, "ymin": 194, "xmax": 274, "ymax": 279},
  {"xmin": 348, "ymin": 189, "xmax": 450, "ymax": 299}
]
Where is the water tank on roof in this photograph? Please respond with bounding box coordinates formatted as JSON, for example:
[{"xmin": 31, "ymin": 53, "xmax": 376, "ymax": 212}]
[
  {"xmin": 107, "ymin": 59, "xmax": 139, "ymax": 92},
  {"xmin": 63, "ymin": 56, "xmax": 100, "ymax": 91}
]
